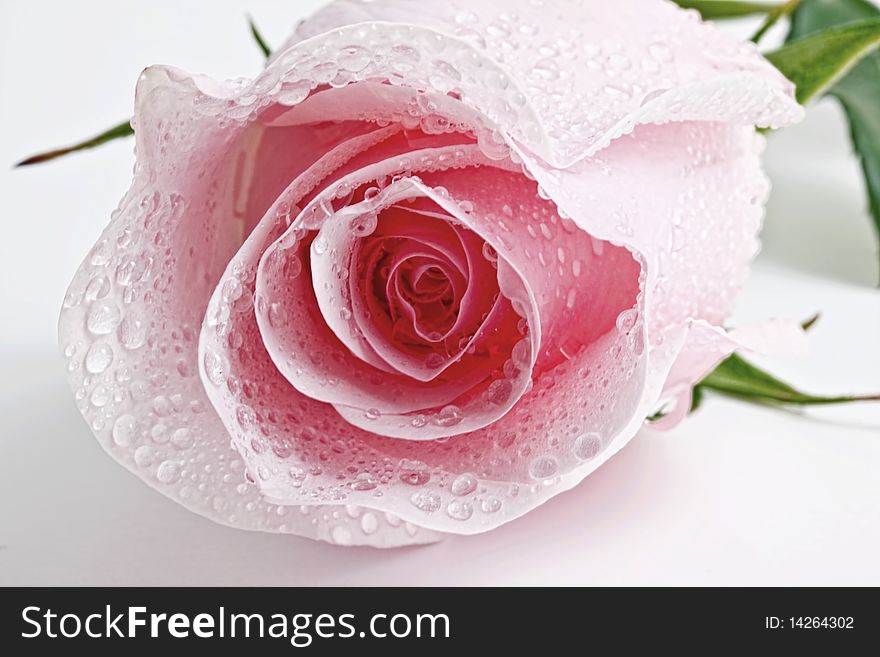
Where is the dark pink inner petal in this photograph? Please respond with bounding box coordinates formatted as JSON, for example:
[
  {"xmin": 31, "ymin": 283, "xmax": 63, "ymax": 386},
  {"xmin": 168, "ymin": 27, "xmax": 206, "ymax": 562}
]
[
  {"xmin": 350, "ymin": 204, "xmax": 500, "ymax": 380},
  {"xmin": 409, "ymin": 166, "xmax": 643, "ymax": 379},
  {"xmin": 240, "ymin": 120, "xmax": 391, "ymax": 238},
  {"xmin": 236, "ymin": 130, "xmax": 536, "ymax": 441},
  {"xmin": 256, "ymin": 182, "xmax": 528, "ymax": 437}
]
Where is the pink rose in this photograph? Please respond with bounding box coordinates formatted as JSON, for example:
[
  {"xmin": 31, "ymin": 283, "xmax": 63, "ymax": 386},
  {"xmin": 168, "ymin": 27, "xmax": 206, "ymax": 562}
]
[{"xmin": 60, "ymin": 0, "xmax": 803, "ymax": 547}]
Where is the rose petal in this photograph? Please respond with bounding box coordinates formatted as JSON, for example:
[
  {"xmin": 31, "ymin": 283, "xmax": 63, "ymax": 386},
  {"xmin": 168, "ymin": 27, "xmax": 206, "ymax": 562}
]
[
  {"xmin": 280, "ymin": 0, "xmax": 802, "ymax": 166},
  {"xmin": 59, "ymin": 66, "xmax": 439, "ymax": 546},
  {"xmin": 203, "ymin": 145, "xmax": 646, "ymax": 532},
  {"xmin": 650, "ymin": 318, "xmax": 809, "ymax": 429},
  {"xmin": 243, "ymin": 148, "xmax": 534, "ymax": 438},
  {"xmin": 313, "ymin": 203, "xmax": 493, "ymax": 381}
]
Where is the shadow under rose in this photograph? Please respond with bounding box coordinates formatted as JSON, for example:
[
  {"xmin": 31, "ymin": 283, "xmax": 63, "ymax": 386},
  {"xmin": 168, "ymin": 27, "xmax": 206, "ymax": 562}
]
[
  {"xmin": 0, "ymin": 347, "xmax": 674, "ymax": 586},
  {"xmin": 4, "ymin": 346, "xmax": 879, "ymax": 585}
]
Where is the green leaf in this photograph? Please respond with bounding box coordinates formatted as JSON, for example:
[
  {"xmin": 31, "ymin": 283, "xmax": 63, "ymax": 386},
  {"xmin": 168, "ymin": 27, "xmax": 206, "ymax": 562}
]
[
  {"xmin": 15, "ymin": 119, "xmax": 133, "ymax": 167},
  {"xmin": 672, "ymin": 0, "xmax": 788, "ymax": 18},
  {"xmin": 786, "ymin": 0, "xmax": 880, "ymax": 277},
  {"xmin": 765, "ymin": 16, "xmax": 880, "ymax": 104},
  {"xmin": 248, "ymin": 15, "xmax": 271, "ymax": 59},
  {"xmin": 750, "ymin": 0, "xmax": 801, "ymax": 43},
  {"xmin": 694, "ymin": 352, "xmax": 879, "ymax": 408},
  {"xmin": 799, "ymin": 312, "xmax": 820, "ymax": 331},
  {"xmin": 690, "ymin": 385, "xmax": 706, "ymax": 412}
]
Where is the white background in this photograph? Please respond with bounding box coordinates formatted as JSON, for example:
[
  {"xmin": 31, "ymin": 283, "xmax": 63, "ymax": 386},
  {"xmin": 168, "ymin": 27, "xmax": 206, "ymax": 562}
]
[{"xmin": 0, "ymin": 1, "xmax": 878, "ymax": 585}]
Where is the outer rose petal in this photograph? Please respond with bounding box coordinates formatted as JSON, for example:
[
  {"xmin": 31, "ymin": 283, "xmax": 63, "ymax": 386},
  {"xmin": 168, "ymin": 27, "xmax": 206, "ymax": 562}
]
[
  {"xmin": 281, "ymin": 0, "xmax": 803, "ymax": 165},
  {"xmin": 59, "ymin": 67, "xmax": 439, "ymax": 547},
  {"xmin": 650, "ymin": 318, "xmax": 809, "ymax": 429},
  {"xmin": 58, "ymin": 0, "xmax": 804, "ymax": 545}
]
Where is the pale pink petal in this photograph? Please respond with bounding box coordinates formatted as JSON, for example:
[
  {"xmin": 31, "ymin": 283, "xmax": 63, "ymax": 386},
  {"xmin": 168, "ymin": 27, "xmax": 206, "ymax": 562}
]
[
  {"xmin": 281, "ymin": 0, "xmax": 802, "ymax": 166},
  {"xmin": 513, "ymin": 122, "xmax": 775, "ymax": 413},
  {"xmin": 651, "ymin": 318, "xmax": 809, "ymax": 429},
  {"xmin": 59, "ymin": 66, "xmax": 439, "ymax": 546}
]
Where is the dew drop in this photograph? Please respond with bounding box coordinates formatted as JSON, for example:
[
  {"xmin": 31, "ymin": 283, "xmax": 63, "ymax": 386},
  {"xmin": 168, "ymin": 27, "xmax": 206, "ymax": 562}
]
[
  {"xmin": 615, "ymin": 308, "xmax": 638, "ymax": 334},
  {"xmin": 529, "ymin": 456, "xmax": 559, "ymax": 479},
  {"xmin": 117, "ymin": 313, "xmax": 148, "ymax": 350},
  {"xmin": 312, "ymin": 236, "xmax": 329, "ymax": 255},
  {"xmin": 350, "ymin": 473, "xmax": 377, "ymax": 491},
  {"xmin": 276, "ymin": 80, "xmax": 311, "ymax": 106},
  {"xmin": 446, "ymin": 499, "xmax": 474, "ymax": 521},
  {"xmin": 435, "ymin": 405, "xmax": 462, "ymax": 427},
  {"xmin": 89, "ymin": 385, "xmax": 111, "ymax": 407},
  {"xmin": 351, "ymin": 212, "xmax": 378, "ymax": 236},
  {"xmin": 574, "ymin": 432, "xmax": 602, "ymax": 460},
  {"xmin": 648, "ymin": 42, "xmax": 674, "ymax": 63},
  {"xmin": 331, "ymin": 525, "xmax": 353, "ymax": 545},
  {"xmin": 133, "ymin": 444, "xmax": 154, "ymax": 467},
  {"xmin": 531, "ymin": 58, "xmax": 559, "ymax": 81},
  {"xmin": 399, "ymin": 459, "xmax": 430, "ymax": 486},
  {"xmin": 112, "ymin": 414, "xmax": 140, "ymax": 446},
  {"xmin": 87, "ymin": 301, "xmax": 121, "ymax": 335},
  {"xmin": 450, "ymin": 472, "xmax": 478, "ymax": 496},
  {"xmin": 171, "ymin": 427, "xmax": 193, "ymax": 450},
  {"xmin": 338, "ymin": 45, "xmax": 371, "ymax": 71},
  {"xmin": 410, "ymin": 490, "xmax": 441, "ymax": 513},
  {"xmin": 424, "ymin": 353, "xmax": 445, "ymax": 369},
  {"xmin": 203, "ymin": 348, "xmax": 228, "ymax": 386},
  {"xmin": 85, "ymin": 341, "xmax": 113, "ymax": 374},
  {"xmin": 360, "ymin": 512, "xmax": 379, "ymax": 534},
  {"xmin": 485, "ymin": 379, "xmax": 513, "ymax": 406},
  {"xmin": 84, "ymin": 275, "xmax": 111, "ymax": 301},
  {"xmin": 156, "ymin": 459, "xmax": 181, "ymax": 484},
  {"xmin": 89, "ymin": 239, "xmax": 111, "ymax": 266},
  {"xmin": 603, "ymin": 84, "xmax": 631, "ymax": 100},
  {"xmin": 267, "ymin": 303, "xmax": 287, "ymax": 328}
]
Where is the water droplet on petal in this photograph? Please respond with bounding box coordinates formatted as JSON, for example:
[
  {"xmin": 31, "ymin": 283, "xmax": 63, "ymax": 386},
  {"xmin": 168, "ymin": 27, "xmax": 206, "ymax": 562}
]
[
  {"xmin": 360, "ymin": 512, "xmax": 378, "ymax": 534},
  {"xmin": 156, "ymin": 459, "xmax": 181, "ymax": 484},
  {"xmin": 171, "ymin": 427, "xmax": 193, "ymax": 450},
  {"xmin": 84, "ymin": 275, "xmax": 111, "ymax": 301},
  {"xmin": 350, "ymin": 473, "xmax": 377, "ymax": 491},
  {"xmin": 399, "ymin": 459, "xmax": 431, "ymax": 485},
  {"xmin": 574, "ymin": 432, "xmax": 602, "ymax": 460},
  {"xmin": 203, "ymin": 348, "xmax": 228, "ymax": 386},
  {"xmin": 338, "ymin": 45, "xmax": 371, "ymax": 72},
  {"xmin": 435, "ymin": 405, "xmax": 462, "ymax": 427},
  {"xmin": 481, "ymin": 496, "xmax": 502, "ymax": 513},
  {"xmin": 410, "ymin": 490, "xmax": 442, "ymax": 513},
  {"xmin": 85, "ymin": 341, "xmax": 113, "ymax": 374},
  {"xmin": 331, "ymin": 525, "xmax": 353, "ymax": 545},
  {"xmin": 87, "ymin": 301, "xmax": 121, "ymax": 335},
  {"xmin": 529, "ymin": 456, "xmax": 559, "ymax": 479},
  {"xmin": 112, "ymin": 414, "xmax": 140, "ymax": 446},
  {"xmin": 446, "ymin": 499, "xmax": 474, "ymax": 521},
  {"xmin": 451, "ymin": 473, "xmax": 478, "ymax": 496},
  {"xmin": 134, "ymin": 444, "xmax": 154, "ymax": 467},
  {"xmin": 117, "ymin": 313, "xmax": 148, "ymax": 350},
  {"xmin": 485, "ymin": 379, "xmax": 513, "ymax": 406},
  {"xmin": 648, "ymin": 42, "xmax": 674, "ymax": 63}
]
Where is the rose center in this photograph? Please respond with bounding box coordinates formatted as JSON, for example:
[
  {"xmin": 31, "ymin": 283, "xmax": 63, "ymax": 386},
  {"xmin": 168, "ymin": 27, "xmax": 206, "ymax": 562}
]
[{"xmin": 355, "ymin": 204, "xmax": 489, "ymax": 354}]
